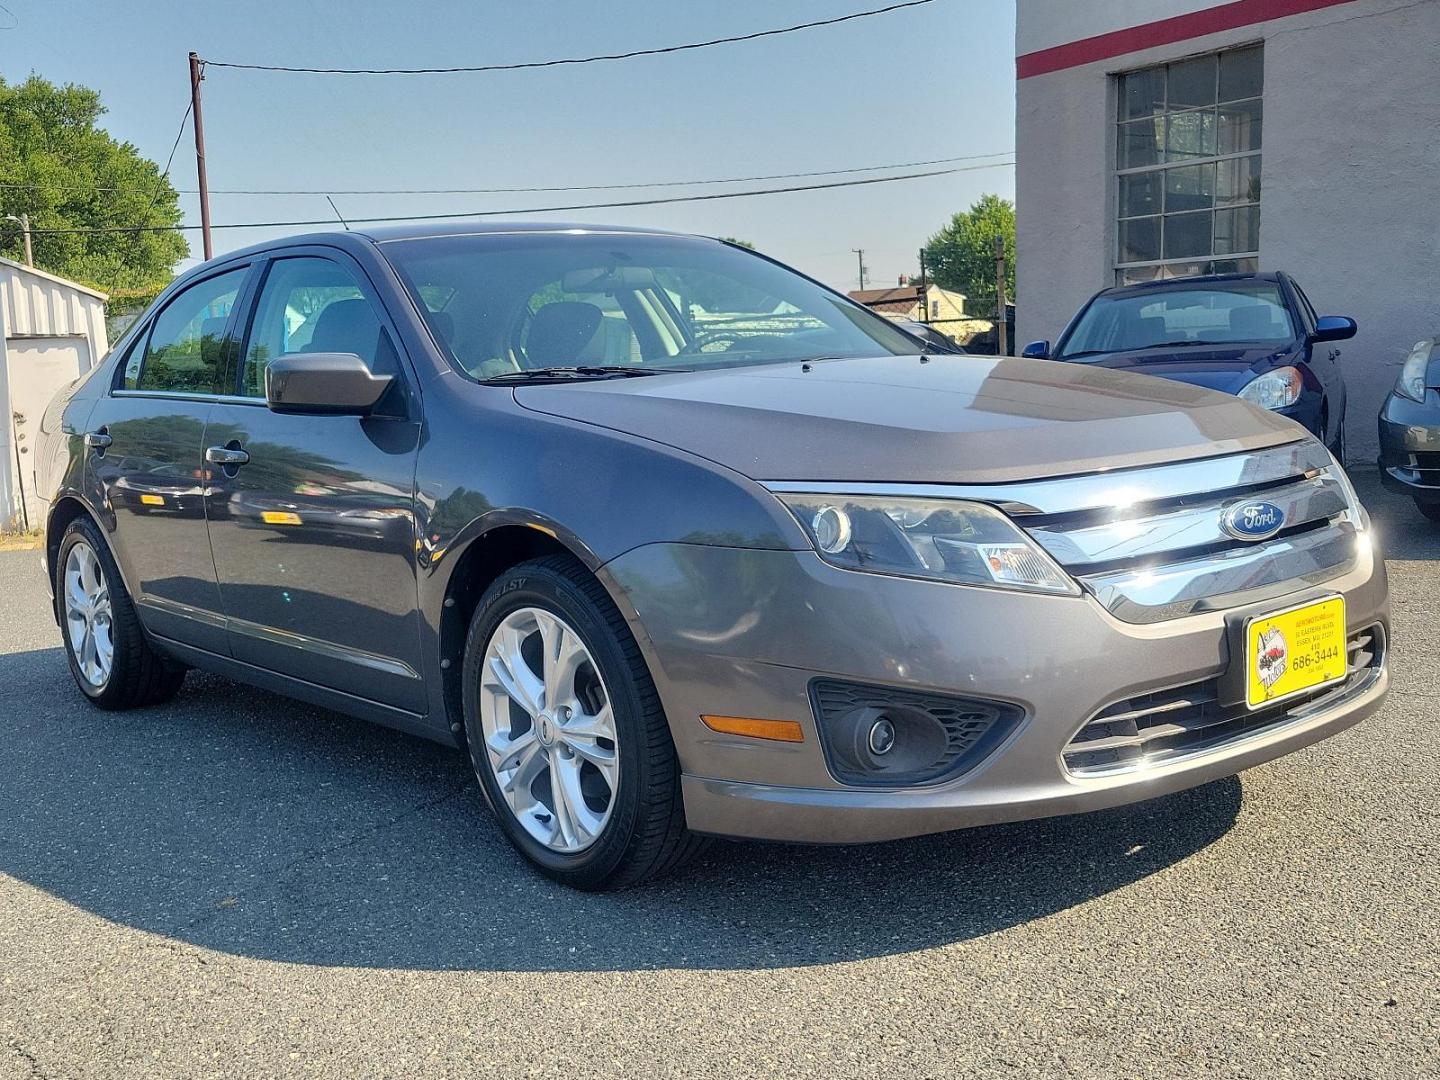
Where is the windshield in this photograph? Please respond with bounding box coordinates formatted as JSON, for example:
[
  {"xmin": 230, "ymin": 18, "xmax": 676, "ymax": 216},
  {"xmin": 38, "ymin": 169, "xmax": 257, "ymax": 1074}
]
[
  {"xmin": 382, "ymin": 232, "xmax": 918, "ymax": 379},
  {"xmin": 1057, "ymin": 281, "xmax": 1296, "ymax": 360}
]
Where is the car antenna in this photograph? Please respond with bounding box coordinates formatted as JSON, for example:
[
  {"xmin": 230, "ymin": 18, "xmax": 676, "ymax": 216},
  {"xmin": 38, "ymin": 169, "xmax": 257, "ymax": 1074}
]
[{"xmin": 326, "ymin": 195, "xmax": 351, "ymax": 231}]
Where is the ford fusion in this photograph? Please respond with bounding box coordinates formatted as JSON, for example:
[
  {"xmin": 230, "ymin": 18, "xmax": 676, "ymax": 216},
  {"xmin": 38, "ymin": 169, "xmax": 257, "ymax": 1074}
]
[
  {"xmin": 34, "ymin": 224, "xmax": 1388, "ymax": 889},
  {"xmin": 1023, "ymin": 272, "xmax": 1355, "ymax": 456}
]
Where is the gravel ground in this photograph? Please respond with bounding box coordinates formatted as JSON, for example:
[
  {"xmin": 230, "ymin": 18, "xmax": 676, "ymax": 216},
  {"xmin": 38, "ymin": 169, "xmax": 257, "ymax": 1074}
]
[{"xmin": 1, "ymin": 469, "xmax": 1436, "ymax": 1079}]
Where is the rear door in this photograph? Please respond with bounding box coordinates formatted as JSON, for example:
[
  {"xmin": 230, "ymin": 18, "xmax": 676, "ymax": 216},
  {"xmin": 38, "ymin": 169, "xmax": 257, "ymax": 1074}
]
[
  {"xmin": 87, "ymin": 265, "xmax": 249, "ymax": 654},
  {"xmin": 202, "ymin": 251, "xmax": 426, "ymax": 712}
]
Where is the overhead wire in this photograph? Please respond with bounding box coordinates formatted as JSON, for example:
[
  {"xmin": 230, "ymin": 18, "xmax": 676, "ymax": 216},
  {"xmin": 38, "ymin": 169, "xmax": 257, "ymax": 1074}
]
[
  {"xmin": 199, "ymin": 0, "xmax": 936, "ymax": 75},
  {"xmin": 28, "ymin": 161, "xmax": 1012, "ymax": 236}
]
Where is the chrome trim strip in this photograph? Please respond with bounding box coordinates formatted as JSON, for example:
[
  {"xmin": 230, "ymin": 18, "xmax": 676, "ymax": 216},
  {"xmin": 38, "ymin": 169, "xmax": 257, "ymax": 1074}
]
[
  {"xmin": 1081, "ymin": 525, "xmax": 1360, "ymax": 624},
  {"xmin": 113, "ymin": 390, "xmax": 263, "ymax": 406},
  {"xmin": 226, "ymin": 615, "xmax": 423, "ymax": 680},
  {"xmin": 1027, "ymin": 473, "xmax": 1349, "ymax": 568},
  {"xmin": 762, "ymin": 440, "xmax": 1328, "ymax": 517},
  {"xmin": 136, "ymin": 595, "xmax": 228, "ymax": 630}
]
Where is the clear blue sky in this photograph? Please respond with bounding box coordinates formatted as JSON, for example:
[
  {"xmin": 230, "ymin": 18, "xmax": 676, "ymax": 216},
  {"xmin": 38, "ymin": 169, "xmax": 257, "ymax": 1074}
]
[{"xmin": 0, "ymin": 0, "xmax": 1016, "ymax": 291}]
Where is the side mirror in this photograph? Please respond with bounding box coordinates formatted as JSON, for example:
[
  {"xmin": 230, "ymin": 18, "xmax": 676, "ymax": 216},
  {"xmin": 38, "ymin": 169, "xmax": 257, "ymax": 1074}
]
[
  {"xmin": 265, "ymin": 352, "xmax": 394, "ymax": 416},
  {"xmin": 1021, "ymin": 340, "xmax": 1051, "ymax": 360},
  {"xmin": 1310, "ymin": 316, "xmax": 1357, "ymax": 343}
]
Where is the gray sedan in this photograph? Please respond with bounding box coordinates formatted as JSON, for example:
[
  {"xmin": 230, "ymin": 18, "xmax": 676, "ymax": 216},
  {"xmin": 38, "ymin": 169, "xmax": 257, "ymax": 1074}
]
[{"xmin": 34, "ymin": 223, "xmax": 1387, "ymax": 889}]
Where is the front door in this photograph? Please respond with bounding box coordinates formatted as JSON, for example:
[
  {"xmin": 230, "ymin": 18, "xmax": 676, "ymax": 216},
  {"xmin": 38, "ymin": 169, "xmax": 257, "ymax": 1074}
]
[
  {"xmin": 203, "ymin": 253, "xmax": 426, "ymax": 713},
  {"xmin": 87, "ymin": 266, "xmax": 248, "ymax": 654}
]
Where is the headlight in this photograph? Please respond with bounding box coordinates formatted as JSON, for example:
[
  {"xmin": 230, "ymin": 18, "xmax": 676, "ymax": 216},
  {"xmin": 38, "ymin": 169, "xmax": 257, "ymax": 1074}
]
[
  {"xmin": 777, "ymin": 494, "xmax": 1079, "ymax": 595},
  {"xmin": 1396, "ymin": 339, "xmax": 1434, "ymax": 403},
  {"xmin": 1238, "ymin": 367, "xmax": 1303, "ymax": 410}
]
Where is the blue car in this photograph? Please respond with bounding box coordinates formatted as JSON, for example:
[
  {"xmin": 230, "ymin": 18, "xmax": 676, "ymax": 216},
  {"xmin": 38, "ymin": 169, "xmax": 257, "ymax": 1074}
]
[{"xmin": 1024, "ymin": 273, "xmax": 1355, "ymax": 458}]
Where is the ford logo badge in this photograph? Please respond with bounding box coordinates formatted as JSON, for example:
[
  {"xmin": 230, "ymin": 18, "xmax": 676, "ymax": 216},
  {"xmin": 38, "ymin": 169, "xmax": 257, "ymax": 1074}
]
[{"xmin": 1222, "ymin": 500, "xmax": 1286, "ymax": 542}]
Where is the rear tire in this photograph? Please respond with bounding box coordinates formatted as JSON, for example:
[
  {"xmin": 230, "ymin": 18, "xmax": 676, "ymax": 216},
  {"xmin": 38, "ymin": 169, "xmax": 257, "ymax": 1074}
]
[
  {"xmin": 55, "ymin": 516, "xmax": 186, "ymax": 710},
  {"xmin": 1415, "ymin": 499, "xmax": 1440, "ymax": 524},
  {"xmin": 461, "ymin": 555, "xmax": 707, "ymax": 890}
]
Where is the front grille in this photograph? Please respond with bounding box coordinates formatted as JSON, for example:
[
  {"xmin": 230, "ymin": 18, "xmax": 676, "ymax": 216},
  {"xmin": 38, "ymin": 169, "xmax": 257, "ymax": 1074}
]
[
  {"xmin": 1010, "ymin": 441, "xmax": 1363, "ymax": 623},
  {"xmin": 1403, "ymin": 451, "xmax": 1440, "ymax": 485},
  {"xmin": 1063, "ymin": 625, "xmax": 1384, "ymax": 776}
]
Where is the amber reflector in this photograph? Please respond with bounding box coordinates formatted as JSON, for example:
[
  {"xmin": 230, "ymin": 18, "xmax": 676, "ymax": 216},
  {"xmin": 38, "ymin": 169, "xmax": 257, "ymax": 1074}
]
[{"xmin": 700, "ymin": 715, "xmax": 805, "ymax": 743}]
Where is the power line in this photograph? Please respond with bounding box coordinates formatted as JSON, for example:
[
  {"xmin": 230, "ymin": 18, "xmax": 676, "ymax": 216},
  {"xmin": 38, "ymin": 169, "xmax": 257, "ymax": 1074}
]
[
  {"xmin": 199, "ymin": 0, "xmax": 937, "ymax": 75},
  {"xmin": 0, "ymin": 150, "xmax": 1013, "ymax": 198},
  {"xmin": 28, "ymin": 161, "xmax": 1011, "ymax": 236},
  {"xmin": 100, "ymin": 97, "xmax": 194, "ymax": 294}
]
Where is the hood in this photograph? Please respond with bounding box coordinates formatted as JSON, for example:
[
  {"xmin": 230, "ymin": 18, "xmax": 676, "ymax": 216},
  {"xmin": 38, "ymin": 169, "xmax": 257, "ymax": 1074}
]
[
  {"xmin": 513, "ymin": 355, "xmax": 1306, "ymax": 485},
  {"xmin": 1064, "ymin": 343, "xmax": 1295, "ymax": 395}
]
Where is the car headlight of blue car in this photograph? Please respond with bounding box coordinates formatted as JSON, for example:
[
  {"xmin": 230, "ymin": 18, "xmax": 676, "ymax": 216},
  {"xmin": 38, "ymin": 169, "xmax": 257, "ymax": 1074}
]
[{"xmin": 1238, "ymin": 366, "xmax": 1303, "ymax": 410}]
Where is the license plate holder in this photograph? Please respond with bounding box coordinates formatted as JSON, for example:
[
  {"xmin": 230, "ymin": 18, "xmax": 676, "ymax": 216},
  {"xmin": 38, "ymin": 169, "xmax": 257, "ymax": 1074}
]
[{"xmin": 1243, "ymin": 595, "xmax": 1348, "ymax": 710}]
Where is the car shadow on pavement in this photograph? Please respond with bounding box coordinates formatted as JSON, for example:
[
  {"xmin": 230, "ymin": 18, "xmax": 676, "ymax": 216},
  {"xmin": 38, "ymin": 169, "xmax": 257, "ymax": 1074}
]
[{"xmin": 0, "ymin": 644, "xmax": 1241, "ymax": 973}]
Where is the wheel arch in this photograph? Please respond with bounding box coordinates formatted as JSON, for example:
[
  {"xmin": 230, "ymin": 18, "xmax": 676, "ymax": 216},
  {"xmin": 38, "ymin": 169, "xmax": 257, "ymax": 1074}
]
[
  {"xmin": 432, "ymin": 518, "xmax": 650, "ymax": 739},
  {"xmin": 44, "ymin": 495, "xmax": 105, "ymax": 622}
]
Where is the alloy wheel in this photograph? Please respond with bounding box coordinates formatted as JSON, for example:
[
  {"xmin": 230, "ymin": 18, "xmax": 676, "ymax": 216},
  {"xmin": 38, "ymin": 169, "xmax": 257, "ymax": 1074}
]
[
  {"xmin": 478, "ymin": 607, "xmax": 619, "ymax": 853},
  {"xmin": 63, "ymin": 541, "xmax": 114, "ymax": 688}
]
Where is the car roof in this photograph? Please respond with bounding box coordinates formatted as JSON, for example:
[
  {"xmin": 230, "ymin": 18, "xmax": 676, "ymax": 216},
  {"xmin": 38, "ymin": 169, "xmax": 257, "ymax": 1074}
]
[
  {"xmin": 356, "ymin": 220, "xmax": 696, "ymax": 243},
  {"xmin": 1099, "ymin": 271, "xmax": 1286, "ymax": 300},
  {"xmin": 178, "ymin": 221, "xmax": 719, "ymax": 280}
]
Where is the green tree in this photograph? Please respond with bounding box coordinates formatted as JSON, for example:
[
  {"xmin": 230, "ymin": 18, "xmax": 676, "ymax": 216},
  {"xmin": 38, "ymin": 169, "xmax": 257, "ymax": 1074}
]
[
  {"xmin": 0, "ymin": 75, "xmax": 188, "ymax": 293},
  {"xmin": 718, "ymin": 236, "xmax": 754, "ymax": 249},
  {"xmin": 923, "ymin": 194, "xmax": 1015, "ymax": 311}
]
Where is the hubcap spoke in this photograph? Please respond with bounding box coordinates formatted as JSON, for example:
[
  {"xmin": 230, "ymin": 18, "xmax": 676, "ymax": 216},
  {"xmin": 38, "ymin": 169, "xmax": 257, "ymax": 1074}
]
[
  {"xmin": 63, "ymin": 542, "xmax": 112, "ymax": 688},
  {"xmin": 477, "ymin": 606, "xmax": 618, "ymax": 854}
]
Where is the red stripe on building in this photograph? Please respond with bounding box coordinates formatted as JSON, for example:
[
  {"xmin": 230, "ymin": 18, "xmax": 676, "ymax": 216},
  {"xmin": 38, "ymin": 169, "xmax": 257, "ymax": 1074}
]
[{"xmin": 1017, "ymin": 0, "xmax": 1360, "ymax": 78}]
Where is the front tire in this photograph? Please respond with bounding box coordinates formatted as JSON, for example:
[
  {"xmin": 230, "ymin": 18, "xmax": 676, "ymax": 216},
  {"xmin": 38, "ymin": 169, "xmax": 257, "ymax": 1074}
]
[
  {"xmin": 461, "ymin": 555, "xmax": 705, "ymax": 890},
  {"xmin": 55, "ymin": 516, "xmax": 186, "ymax": 709}
]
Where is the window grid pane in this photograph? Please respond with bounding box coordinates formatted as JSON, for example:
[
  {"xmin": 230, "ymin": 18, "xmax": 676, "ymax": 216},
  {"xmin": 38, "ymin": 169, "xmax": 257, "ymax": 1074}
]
[{"xmin": 1116, "ymin": 46, "xmax": 1262, "ymax": 277}]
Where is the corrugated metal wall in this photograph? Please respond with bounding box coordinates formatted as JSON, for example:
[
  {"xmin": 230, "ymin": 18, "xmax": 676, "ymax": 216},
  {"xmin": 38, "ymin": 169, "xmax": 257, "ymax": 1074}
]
[
  {"xmin": 1, "ymin": 258, "xmax": 111, "ymax": 529},
  {"xmin": 0, "ymin": 259, "xmax": 109, "ymax": 350}
]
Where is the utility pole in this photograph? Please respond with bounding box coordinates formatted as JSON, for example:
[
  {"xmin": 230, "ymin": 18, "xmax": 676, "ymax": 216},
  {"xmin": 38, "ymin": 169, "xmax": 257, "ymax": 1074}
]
[
  {"xmin": 993, "ymin": 234, "xmax": 1009, "ymax": 356},
  {"xmin": 917, "ymin": 248, "xmax": 930, "ymax": 324},
  {"xmin": 852, "ymin": 249, "xmax": 867, "ymax": 291},
  {"xmin": 3, "ymin": 213, "xmax": 32, "ymax": 266},
  {"xmin": 188, "ymin": 51, "xmax": 214, "ymax": 261}
]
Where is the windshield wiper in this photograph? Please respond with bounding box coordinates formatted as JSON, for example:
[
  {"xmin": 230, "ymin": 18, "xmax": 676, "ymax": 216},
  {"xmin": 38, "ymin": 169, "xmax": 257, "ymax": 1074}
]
[
  {"xmin": 1061, "ymin": 340, "xmax": 1228, "ymax": 360},
  {"xmin": 482, "ymin": 365, "xmax": 690, "ymax": 384}
]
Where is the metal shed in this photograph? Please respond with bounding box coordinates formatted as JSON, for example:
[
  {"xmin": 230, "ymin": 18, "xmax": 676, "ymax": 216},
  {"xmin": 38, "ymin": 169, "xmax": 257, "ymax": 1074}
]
[{"xmin": 0, "ymin": 256, "xmax": 109, "ymax": 530}]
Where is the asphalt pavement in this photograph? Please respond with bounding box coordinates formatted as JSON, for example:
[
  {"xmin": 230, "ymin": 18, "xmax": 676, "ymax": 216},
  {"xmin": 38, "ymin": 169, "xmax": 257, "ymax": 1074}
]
[{"xmin": 1, "ymin": 469, "xmax": 1436, "ymax": 1079}]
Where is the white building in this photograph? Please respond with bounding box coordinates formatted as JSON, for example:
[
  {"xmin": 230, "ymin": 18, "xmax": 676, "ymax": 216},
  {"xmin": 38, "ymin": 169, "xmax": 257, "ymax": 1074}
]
[
  {"xmin": 1015, "ymin": 0, "xmax": 1440, "ymax": 456},
  {"xmin": 0, "ymin": 256, "xmax": 109, "ymax": 529}
]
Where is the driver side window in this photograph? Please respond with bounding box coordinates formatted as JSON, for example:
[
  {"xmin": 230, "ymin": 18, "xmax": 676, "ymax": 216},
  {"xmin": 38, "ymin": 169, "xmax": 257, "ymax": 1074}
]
[{"xmin": 240, "ymin": 256, "xmax": 397, "ymax": 398}]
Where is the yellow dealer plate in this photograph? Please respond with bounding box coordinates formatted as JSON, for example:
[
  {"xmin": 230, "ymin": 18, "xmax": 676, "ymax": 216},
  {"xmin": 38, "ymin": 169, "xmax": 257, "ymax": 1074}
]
[
  {"xmin": 260, "ymin": 510, "xmax": 303, "ymax": 527},
  {"xmin": 1245, "ymin": 596, "xmax": 1347, "ymax": 709}
]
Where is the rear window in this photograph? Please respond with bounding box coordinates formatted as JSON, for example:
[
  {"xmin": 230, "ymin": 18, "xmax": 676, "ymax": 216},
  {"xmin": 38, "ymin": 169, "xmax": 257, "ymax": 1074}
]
[{"xmin": 1058, "ymin": 281, "xmax": 1295, "ymax": 359}]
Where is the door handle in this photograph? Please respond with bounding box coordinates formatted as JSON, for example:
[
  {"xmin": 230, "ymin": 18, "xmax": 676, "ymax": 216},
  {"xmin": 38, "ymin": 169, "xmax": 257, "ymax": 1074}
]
[
  {"xmin": 205, "ymin": 445, "xmax": 250, "ymax": 467},
  {"xmin": 83, "ymin": 430, "xmax": 112, "ymax": 452}
]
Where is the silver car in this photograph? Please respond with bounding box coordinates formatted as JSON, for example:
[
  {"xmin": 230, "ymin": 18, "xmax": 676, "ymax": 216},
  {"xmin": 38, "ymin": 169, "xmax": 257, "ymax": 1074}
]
[{"xmin": 35, "ymin": 223, "xmax": 1388, "ymax": 889}]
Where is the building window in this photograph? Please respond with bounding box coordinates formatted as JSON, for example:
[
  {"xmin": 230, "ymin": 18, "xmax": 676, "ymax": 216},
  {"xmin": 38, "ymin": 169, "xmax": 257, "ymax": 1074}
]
[{"xmin": 1115, "ymin": 44, "xmax": 1263, "ymax": 284}]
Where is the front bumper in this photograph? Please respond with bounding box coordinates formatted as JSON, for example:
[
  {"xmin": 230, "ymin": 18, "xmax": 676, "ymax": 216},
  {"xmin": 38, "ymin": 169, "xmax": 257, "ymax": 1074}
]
[
  {"xmin": 604, "ymin": 537, "xmax": 1388, "ymax": 844},
  {"xmin": 1378, "ymin": 391, "xmax": 1440, "ymax": 502}
]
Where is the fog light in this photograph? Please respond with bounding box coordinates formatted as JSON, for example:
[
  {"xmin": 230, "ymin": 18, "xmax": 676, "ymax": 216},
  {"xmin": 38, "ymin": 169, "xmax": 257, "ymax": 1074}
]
[
  {"xmin": 810, "ymin": 679, "xmax": 1024, "ymax": 787},
  {"xmin": 867, "ymin": 717, "xmax": 896, "ymax": 756}
]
